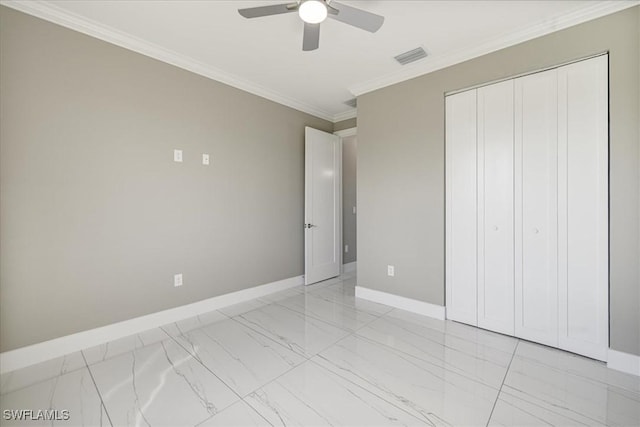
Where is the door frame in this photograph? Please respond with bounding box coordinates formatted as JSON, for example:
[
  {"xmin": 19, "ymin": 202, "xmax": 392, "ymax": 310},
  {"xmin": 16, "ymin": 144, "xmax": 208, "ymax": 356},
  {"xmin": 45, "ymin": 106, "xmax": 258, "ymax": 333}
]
[{"xmin": 334, "ymin": 127, "xmax": 357, "ymax": 275}]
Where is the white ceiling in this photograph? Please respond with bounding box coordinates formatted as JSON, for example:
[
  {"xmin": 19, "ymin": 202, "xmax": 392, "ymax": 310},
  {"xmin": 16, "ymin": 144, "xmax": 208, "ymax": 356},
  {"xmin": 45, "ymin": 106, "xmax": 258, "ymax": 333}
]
[{"xmin": 3, "ymin": 0, "xmax": 636, "ymax": 121}]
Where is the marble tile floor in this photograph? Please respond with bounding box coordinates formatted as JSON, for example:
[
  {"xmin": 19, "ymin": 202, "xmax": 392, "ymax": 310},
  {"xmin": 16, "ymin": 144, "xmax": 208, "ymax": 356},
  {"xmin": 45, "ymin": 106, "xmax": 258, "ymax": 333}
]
[{"xmin": 1, "ymin": 273, "xmax": 639, "ymax": 427}]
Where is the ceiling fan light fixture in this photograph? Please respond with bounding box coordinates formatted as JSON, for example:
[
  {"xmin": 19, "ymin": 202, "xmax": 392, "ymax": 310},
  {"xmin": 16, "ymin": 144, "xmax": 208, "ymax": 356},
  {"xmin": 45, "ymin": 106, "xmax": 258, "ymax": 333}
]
[{"xmin": 299, "ymin": 0, "xmax": 327, "ymax": 24}]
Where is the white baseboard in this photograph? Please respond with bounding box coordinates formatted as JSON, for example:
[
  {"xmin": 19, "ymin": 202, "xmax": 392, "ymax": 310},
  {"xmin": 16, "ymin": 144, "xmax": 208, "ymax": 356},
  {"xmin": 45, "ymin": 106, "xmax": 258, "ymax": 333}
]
[
  {"xmin": 342, "ymin": 261, "xmax": 357, "ymax": 274},
  {"xmin": 0, "ymin": 275, "xmax": 303, "ymax": 374},
  {"xmin": 607, "ymin": 349, "xmax": 640, "ymax": 377},
  {"xmin": 355, "ymin": 286, "xmax": 445, "ymax": 320}
]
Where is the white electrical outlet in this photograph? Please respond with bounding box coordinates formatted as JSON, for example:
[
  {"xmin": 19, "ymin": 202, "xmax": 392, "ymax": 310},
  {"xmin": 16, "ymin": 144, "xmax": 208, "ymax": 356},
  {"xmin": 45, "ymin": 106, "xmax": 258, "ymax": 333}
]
[
  {"xmin": 387, "ymin": 265, "xmax": 395, "ymax": 277},
  {"xmin": 174, "ymin": 273, "xmax": 183, "ymax": 287},
  {"xmin": 202, "ymin": 154, "xmax": 210, "ymax": 165},
  {"xmin": 174, "ymin": 149, "xmax": 183, "ymax": 162},
  {"xmin": 345, "ymin": 244, "xmax": 349, "ymax": 253}
]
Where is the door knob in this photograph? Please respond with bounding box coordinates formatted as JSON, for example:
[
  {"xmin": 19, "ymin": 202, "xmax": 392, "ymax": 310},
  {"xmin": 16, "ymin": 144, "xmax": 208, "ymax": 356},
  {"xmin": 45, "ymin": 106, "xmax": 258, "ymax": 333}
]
[
  {"xmin": 304, "ymin": 223, "xmax": 317, "ymax": 229},
  {"xmin": 493, "ymin": 226, "xmax": 499, "ymax": 231},
  {"xmin": 533, "ymin": 228, "xmax": 539, "ymax": 234}
]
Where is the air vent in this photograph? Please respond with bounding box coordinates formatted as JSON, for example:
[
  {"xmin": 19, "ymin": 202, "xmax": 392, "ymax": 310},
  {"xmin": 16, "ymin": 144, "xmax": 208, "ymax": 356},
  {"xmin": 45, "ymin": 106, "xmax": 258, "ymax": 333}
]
[
  {"xmin": 394, "ymin": 47, "xmax": 428, "ymax": 65},
  {"xmin": 344, "ymin": 98, "xmax": 357, "ymax": 108}
]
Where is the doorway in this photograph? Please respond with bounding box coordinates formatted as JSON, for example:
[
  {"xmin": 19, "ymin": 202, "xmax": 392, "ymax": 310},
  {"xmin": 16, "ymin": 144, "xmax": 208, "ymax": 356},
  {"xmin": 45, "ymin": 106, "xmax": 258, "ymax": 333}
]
[
  {"xmin": 335, "ymin": 127, "xmax": 357, "ymax": 275},
  {"xmin": 303, "ymin": 126, "xmax": 357, "ymax": 285}
]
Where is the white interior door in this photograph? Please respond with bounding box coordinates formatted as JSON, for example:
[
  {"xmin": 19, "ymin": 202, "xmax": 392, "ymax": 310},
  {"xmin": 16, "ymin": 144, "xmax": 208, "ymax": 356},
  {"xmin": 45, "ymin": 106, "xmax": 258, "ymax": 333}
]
[
  {"xmin": 445, "ymin": 89, "xmax": 478, "ymax": 326},
  {"xmin": 305, "ymin": 127, "xmax": 341, "ymax": 285},
  {"xmin": 557, "ymin": 55, "xmax": 609, "ymax": 361},
  {"xmin": 477, "ymin": 80, "xmax": 515, "ymax": 335},
  {"xmin": 514, "ymin": 70, "xmax": 559, "ymax": 347}
]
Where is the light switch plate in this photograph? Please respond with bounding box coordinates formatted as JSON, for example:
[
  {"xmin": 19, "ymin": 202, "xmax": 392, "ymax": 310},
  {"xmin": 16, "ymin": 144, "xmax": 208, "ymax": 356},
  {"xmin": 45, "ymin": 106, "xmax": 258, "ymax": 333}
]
[
  {"xmin": 353, "ymin": 206, "xmax": 357, "ymax": 214},
  {"xmin": 174, "ymin": 149, "xmax": 183, "ymax": 163},
  {"xmin": 345, "ymin": 244, "xmax": 349, "ymax": 253},
  {"xmin": 174, "ymin": 273, "xmax": 183, "ymax": 287},
  {"xmin": 387, "ymin": 265, "xmax": 395, "ymax": 277},
  {"xmin": 202, "ymin": 154, "xmax": 210, "ymax": 165}
]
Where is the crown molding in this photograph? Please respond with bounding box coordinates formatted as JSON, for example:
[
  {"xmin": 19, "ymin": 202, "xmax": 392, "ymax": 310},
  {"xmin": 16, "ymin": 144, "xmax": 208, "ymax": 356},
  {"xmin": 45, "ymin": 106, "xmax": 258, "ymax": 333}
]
[
  {"xmin": 4, "ymin": 0, "xmax": 636, "ymax": 120},
  {"xmin": 333, "ymin": 109, "xmax": 357, "ymax": 122},
  {"xmin": 349, "ymin": 0, "xmax": 640, "ymax": 96},
  {"xmin": 334, "ymin": 127, "xmax": 357, "ymax": 137},
  {"xmin": 0, "ymin": 0, "xmax": 337, "ymax": 122}
]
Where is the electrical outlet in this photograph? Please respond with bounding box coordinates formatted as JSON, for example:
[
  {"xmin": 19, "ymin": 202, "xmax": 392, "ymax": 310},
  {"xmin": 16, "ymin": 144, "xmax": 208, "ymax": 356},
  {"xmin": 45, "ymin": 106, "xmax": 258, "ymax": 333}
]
[
  {"xmin": 202, "ymin": 154, "xmax": 210, "ymax": 165},
  {"xmin": 387, "ymin": 265, "xmax": 395, "ymax": 277},
  {"xmin": 345, "ymin": 244, "xmax": 349, "ymax": 253},
  {"xmin": 353, "ymin": 206, "xmax": 357, "ymax": 214},
  {"xmin": 174, "ymin": 149, "xmax": 183, "ymax": 162},
  {"xmin": 174, "ymin": 273, "xmax": 183, "ymax": 287}
]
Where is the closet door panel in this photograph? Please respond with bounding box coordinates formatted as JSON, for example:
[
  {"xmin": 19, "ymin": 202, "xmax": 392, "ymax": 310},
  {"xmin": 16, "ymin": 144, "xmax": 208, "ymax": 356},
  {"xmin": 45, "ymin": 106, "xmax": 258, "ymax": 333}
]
[
  {"xmin": 477, "ymin": 80, "xmax": 515, "ymax": 335},
  {"xmin": 557, "ymin": 56, "xmax": 609, "ymax": 361},
  {"xmin": 445, "ymin": 90, "xmax": 478, "ymax": 326},
  {"xmin": 514, "ymin": 70, "xmax": 559, "ymax": 347}
]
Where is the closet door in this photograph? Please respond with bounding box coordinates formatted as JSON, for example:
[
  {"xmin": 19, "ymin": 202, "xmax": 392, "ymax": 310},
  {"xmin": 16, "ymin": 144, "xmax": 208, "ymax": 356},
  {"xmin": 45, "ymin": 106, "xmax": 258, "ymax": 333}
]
[
  {"xmin": 514, "ymin": 70, "xmax": 559, "ymax": 347},
  {"xmin": 446, "ymin": 90, "xmax": 478, "ymax": 326},
  {"xmin": 477, "ymin": 80, "xmax": 515, "ymax": 335},
  {"xmin": 557, "ymin": 56, "xmax": 609, "ymax": 361}
]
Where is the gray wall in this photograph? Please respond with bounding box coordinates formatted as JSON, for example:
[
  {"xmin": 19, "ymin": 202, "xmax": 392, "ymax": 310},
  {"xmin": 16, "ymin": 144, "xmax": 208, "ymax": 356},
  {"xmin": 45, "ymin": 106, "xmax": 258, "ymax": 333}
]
[
  {"xmin": 358, "ymin": 6, "xmax": 640, "ymax": 356},
  {"xmin": 334, "ymin": 118, "xmax": 357, "ymax": 132},
  {"xmin": 342, "ymin": 136, "xmax": 357, "ymax": 264},
  {"xmin": 0, "ymin": 7, "xmax": 333, "ymax": 352}
]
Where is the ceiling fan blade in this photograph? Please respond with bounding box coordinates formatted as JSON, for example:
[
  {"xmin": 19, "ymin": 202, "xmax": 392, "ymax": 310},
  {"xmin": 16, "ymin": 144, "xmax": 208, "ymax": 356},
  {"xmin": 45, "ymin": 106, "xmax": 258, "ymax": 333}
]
[
  {"xmin": 302, "ymin": 22, "xmax": 320, "ymax": 51},
  {"xmin": 328, "ymin": 2, "xmax": 384, "ymax": 33},
  {"xmin": 238, "ymin": 3, "xmax": 298, "ymax": 19}
]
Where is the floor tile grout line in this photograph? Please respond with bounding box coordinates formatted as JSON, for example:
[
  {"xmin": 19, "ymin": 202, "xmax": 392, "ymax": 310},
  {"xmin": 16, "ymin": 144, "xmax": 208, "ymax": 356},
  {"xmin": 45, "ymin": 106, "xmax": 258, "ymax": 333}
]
[
  {"xmin": 237, "ymin": 397, "xmax": 276, "ymax": 427},
  {"xmin": 374, "ymin": 307, "xmax": 515, "ymax": 355},
  {"xmin": 131, "ymin": 333, "xmax": 253, "ymax": 425},
  {"xmin": 268, "ymin": 296, "xmax": 381, "ymax": 333},
  {"xmin": 160, "ymin": 286, "xmax": 322, "ymax": 370},
  {"xmin": 485, "ymin": 339, "xmax": 519, "ymax": 427},
  {"xmin": 226, "ymin": 310, "xmax": 344, "ymax": 361},
  {"xmin": 241, "ymin": 289, "xmax": 516, "ymax": 395},
  {"xmin": 311, "ymin": 326, "xmax": 359, "ymax": 358},
  {"xmin": 0, "ymin": 361, "xmax": 87, "ymax": 397},
  {"xmin": 197, "ymin": 398, "xmax": 276, "ymax": 427},
  {"xmin": 218, "ymin": 299, "xmax": 276, "ymax": 319},
  {"xmin": 250, "ymin": 306, "xmax": 462, "ymax": 426},
  {"xmin": 496, "ymin": 385, "xmax": 615, "ymax": 426},
  {"xmin": 230, "ymin": 316, "xmax": 365, "ymax": 402},
  {"xmin": 226, "ymin": 313, "xmax": 322, "ymax": 362},
  {"xmin": 236, "ymin": 297, "xmax": 355, "ymax": 338},
  {"xmin": 370, "ymin": 309, "xmax": 518, "ymax": 362},
  {"xmin": 165, "ymin": 330, "xmax": 247, "ymax": 406},
  {"xmin": 218, "ymin": 277, "xmax": 349, "ymax": 318},
  {"xmin": 305, "ymin": 353, "xmax": 430, "ymax": 425},
  {"xmin": 350, "ymin": 316, "xmax": 516, "ymax": 380},
  {"xmin": 346, "ymin": 326, "xmax": 506, "ymax": 391},
  {"xmin": 512, "ymin": 349, "xmax": 640, "ymax": 396},
  {"xmin": 238, "ymin": 354, "xmax": 313, "ymax": 400},
  {"xmin": 230, "ymin": 322, "xmax": 427, "ymax": 426},
  {"xmin": 81, "ymin": 351, "xmax": 115, "ymax": 427},
  {"xmin": 303, "ymin": 286, "xmax": 394, "ymax": 319},
  {"xmin": 167, "ymin": 312, "xmax": 316, "ymax": 404}
]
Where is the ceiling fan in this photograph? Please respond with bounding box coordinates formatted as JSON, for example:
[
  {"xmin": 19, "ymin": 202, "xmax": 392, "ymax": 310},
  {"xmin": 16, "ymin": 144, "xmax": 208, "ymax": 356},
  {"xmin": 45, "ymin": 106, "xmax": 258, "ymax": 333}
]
[{"xmin": 238, "ymin": 0, "xmax": 384, "ymax": 51}]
